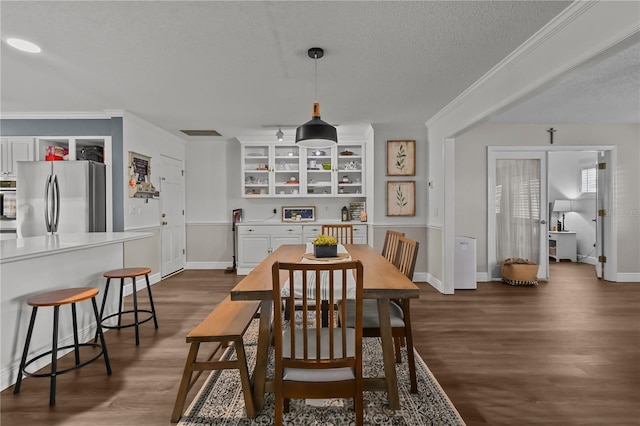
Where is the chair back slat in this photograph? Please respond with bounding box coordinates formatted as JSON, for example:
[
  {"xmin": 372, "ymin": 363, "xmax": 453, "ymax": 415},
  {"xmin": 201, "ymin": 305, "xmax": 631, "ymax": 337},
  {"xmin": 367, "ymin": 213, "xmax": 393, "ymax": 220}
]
[
  {"xmin": 381, "ymin": 230, "xmax": 405, "ymax": 262},
  {"xmin": 321, "ymin": 224, "xmax": 354, "ymax": 245},
  {"xmin": 394, "ymin": 237, "xmax": 419, "ymax": 280}
]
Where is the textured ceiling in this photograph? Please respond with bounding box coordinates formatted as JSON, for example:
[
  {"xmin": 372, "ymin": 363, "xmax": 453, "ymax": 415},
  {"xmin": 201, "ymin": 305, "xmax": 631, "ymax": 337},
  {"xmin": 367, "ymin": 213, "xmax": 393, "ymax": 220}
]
[{"xmin": 3, "ymin": 0, "xmax": 616, "ymax": 140}]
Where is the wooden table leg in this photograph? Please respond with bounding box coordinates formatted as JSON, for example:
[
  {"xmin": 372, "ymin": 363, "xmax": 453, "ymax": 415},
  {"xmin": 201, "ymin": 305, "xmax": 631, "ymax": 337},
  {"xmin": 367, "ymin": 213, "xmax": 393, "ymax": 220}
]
[
  {"xmin": 377, "ymin": 298, "xmax": 400, "ymax": 410},
  {"xmin": 251, "ymin": 299, "xmax": 272, "ymax": 410}
]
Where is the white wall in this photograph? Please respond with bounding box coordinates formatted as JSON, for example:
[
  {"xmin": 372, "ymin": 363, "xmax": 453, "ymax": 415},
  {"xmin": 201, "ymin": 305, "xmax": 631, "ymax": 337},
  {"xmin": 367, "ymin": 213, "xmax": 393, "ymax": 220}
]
[
  {"xmin": 455, "ymin": 123, "xmax": 639, "ymax": 277},
  {"xmin": 122, "ymin": 112, "xmax": 185, "ymax": 231}
]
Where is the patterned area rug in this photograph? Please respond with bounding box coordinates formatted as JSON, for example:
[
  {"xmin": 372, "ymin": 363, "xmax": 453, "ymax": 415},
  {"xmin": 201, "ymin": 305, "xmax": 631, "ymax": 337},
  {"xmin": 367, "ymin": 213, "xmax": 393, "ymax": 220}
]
[{"xmin": 179, "ymin": 319, "xmax": 465, "ymax": 425}]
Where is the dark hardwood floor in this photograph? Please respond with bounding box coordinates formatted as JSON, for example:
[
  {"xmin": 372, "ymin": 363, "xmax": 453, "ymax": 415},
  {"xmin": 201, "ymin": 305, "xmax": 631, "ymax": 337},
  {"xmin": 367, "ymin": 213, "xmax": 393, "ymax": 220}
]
[{"xmin": 2, "ymin": 262, "xmax": 639, "ymax": 425}]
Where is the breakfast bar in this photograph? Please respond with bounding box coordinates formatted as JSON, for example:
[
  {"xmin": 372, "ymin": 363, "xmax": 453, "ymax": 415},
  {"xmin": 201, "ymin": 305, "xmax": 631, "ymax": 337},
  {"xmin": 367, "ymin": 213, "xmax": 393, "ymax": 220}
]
[{"xmin": 0, "ymin": 232, "xmax": 151, "ymax": 391}]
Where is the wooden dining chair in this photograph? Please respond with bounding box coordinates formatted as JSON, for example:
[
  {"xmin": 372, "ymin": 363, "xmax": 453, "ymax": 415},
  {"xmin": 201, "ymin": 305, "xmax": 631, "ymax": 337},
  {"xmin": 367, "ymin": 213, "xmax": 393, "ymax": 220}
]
[
  {"xmin": 339, "ymin": 236, "xmax": 420, "ymax": 393},
  {"xmin": 272, "ymin": 260, "xmax": 364, "ymax": 425},
  {"xmin": 381, "ymin": 230, "xmax": 405, "ymax": 263},
  {"xmin": 321, "ymin": 224, "xmax": 354, "ymax": 245}
]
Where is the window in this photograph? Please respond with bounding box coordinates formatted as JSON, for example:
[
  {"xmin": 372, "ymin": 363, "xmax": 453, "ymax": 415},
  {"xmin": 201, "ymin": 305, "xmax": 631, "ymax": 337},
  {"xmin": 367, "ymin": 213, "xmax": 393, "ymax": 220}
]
[{"xmin": 580, "ymin": 166, "xmax": 597, "ymax": 194}]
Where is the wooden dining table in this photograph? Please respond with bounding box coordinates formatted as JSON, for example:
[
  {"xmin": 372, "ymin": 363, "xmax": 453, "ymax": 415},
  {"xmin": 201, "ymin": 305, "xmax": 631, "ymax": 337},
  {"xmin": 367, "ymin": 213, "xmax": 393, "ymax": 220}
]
[{"xmin": 230, "ymin": 243, "xmax": 420, "ymax": 411}]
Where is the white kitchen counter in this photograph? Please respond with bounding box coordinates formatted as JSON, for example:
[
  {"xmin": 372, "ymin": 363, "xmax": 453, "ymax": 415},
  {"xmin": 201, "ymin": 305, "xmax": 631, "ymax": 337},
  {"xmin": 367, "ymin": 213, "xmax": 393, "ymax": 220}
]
[
  {"xmin": 0, "ymin": 232, "xmax": 150, "ymax": 264},
  {"xmin": 0, "ymin": 231, "xmax": 152, "ymax": 391}
]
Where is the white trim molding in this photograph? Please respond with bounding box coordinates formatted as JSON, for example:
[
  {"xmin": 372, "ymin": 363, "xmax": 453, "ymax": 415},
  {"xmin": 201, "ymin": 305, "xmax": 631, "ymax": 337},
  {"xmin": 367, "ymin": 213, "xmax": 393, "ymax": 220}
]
[{"xmin": 617, "ymin": 273, "xmax": 640, "ymax": 283}]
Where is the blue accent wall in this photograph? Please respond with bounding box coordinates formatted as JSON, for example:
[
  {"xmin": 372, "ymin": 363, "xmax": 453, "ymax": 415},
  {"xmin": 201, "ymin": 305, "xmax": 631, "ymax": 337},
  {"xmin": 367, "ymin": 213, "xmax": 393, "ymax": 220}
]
[{"xmin": 1, "ymin": 118, "xmax": 125, "ymax": 231}]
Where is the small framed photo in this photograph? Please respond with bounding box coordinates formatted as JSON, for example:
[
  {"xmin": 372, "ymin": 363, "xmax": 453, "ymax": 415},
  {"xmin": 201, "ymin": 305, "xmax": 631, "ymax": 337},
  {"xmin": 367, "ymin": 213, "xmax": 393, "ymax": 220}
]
[
  {"xmin": 282, "ymin": 206, "xmax": 316, "ymax": 222},
  {"xmin": 386, "ymin": 140, "xmax": 416, "ymax": 176},
  {"xmin": 387, "ymin": 181, "xmax": 415, "ymax": 216}
]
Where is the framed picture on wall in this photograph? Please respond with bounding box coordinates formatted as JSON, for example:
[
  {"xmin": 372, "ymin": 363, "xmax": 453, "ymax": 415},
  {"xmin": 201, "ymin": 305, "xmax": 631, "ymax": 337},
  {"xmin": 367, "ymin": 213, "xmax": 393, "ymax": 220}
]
[
  {"xmin": 387, "ymin": 181, "xmax": 416, "ymax": 216},
  {"xmin": 386, "ymin": 140, "xmax": 415, "ymax": 176}
]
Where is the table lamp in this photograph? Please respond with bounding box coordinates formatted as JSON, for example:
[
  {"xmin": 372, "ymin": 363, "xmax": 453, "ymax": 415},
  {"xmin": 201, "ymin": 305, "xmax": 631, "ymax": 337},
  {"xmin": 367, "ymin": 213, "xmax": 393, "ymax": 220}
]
[{"xmin": 553, "ymin": 199, "xmax": 573, "ymax": 231}]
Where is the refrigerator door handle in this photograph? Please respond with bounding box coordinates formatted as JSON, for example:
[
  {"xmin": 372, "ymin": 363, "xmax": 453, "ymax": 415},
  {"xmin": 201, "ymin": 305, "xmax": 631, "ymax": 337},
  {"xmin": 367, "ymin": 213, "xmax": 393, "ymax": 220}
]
[
  {"xmin": 44, "ymin": 174, "xmax": 52, "ymax": 233},
  {"xmin": 52, "ymin": 174, "xmax": 60, "ymax": 232}
]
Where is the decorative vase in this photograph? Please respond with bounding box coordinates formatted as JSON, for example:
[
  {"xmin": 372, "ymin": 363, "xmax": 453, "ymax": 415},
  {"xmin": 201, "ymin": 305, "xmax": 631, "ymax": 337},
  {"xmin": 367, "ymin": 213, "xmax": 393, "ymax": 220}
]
[{"xmin": 314, "ymin": 244, "xmax": 338, "ymax": 258}]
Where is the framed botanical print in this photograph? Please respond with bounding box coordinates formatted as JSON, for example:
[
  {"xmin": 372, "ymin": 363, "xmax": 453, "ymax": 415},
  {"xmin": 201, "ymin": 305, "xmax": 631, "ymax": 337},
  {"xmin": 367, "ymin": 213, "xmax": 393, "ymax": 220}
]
[
  {"xmin": 387, "ymin": 181, "xmax": 416, "ymax": 216},
  {"xmin": 386, "ymin": 140, "xmax": 415, "ymax": 176}
]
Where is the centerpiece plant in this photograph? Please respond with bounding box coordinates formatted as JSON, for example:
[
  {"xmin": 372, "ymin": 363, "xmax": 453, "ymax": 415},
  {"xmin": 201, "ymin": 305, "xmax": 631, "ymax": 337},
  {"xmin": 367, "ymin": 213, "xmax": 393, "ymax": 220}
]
[{"xmin": 312, "ymin": 234, "xmax": 338, "ymax": 257}]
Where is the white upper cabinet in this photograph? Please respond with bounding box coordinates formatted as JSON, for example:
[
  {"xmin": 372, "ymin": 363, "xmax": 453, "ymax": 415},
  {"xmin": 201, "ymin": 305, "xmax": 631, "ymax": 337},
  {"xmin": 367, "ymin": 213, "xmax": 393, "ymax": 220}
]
[
  {"xmin": 0, "ymin": 138, "xmax": 35, "ymax": 176},
  {"xmin": 241, "ymin": 140, "xmax": 365, "ymax": 198}
]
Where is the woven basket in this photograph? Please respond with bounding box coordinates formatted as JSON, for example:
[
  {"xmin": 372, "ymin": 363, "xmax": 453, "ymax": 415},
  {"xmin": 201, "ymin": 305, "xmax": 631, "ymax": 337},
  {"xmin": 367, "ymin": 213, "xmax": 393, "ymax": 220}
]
[{"xmin": 500, "ymin": 258, "xmax": 538, "ymax": 286}]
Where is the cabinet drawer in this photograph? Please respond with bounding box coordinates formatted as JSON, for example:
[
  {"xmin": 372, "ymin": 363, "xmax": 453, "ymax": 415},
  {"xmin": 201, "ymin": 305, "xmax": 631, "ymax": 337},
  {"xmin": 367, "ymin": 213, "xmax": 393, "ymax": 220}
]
[{"xmin": 237, "ymin": 225, "xmax": 302, "ymax": 236}]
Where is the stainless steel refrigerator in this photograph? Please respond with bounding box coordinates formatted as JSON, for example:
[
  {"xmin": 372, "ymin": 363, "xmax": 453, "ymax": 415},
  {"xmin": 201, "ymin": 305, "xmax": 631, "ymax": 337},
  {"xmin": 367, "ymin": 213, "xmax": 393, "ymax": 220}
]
[{"xmin": 16, "ymin": 161, "xmax": 106, "ymax": 238}]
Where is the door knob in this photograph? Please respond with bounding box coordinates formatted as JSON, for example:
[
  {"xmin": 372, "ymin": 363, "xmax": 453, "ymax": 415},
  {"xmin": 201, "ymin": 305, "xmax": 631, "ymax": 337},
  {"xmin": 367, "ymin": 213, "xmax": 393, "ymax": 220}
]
[
  {"xmin": 162, "ymin": 221, "xmax": 168, "ymax": 225},
  {"xmin": 162, "ymin": 213, "xmax": 166, "ymax": 217},
  {"xmin": 540, "ymin": 220, "xmax": 547, "ymax": 225}
]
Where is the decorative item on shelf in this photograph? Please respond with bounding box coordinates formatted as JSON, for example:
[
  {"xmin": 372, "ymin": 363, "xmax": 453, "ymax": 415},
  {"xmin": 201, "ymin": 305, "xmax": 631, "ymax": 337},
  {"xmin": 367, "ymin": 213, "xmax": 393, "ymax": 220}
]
[
  {"xmin": 340, "ymin": 150, "xmax": 353, "ymax": 156},
  {"xmin": 322, "ymin": 163, "xmax": 332, "ymax": 170},
  {"xmin": 295, "ymin": 47, "xmax": 337, "ymax": 149},
  {"xmin": 341, "ymin": 206, "xmax": 349, "ymax": 222},
  {"xmin": 341, "ymin": 175, "xmax": 350, "ymax": 183},
  {"xmin": 312, "ymin": 234, "xmax": 338, "ymax": 258}
]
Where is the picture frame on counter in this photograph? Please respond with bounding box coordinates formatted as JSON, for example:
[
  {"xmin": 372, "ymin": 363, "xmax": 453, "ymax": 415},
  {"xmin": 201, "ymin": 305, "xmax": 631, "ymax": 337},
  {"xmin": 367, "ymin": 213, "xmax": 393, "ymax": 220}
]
[{"xmin": 282, "ymin": 206, "xmax": 316, "ymax": 222}]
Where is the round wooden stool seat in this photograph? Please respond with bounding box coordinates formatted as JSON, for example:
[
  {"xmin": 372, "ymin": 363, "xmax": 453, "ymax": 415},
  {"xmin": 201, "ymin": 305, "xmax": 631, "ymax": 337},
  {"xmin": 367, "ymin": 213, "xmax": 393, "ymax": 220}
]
[
  {"xmin": 97, "ymin": 266, "xmax": 158, "ymax": 345},
  {"xmin": 104, "ymin": 267, "xmax": 152, "ymax": 279},
  {"xmin": 27, "ymin": 287, "xmax": 99, "ymax": 307}
]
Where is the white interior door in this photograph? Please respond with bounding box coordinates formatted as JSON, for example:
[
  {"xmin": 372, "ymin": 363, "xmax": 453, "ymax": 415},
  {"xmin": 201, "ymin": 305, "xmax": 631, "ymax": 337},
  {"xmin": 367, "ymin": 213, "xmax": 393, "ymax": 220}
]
[
  {"xmin": 160, "ymin": 155, "xmax": 185, "ymax": 277},
  {"xmin": 488, "ymin": 150, "xmax": 548, "ymax": 281}
]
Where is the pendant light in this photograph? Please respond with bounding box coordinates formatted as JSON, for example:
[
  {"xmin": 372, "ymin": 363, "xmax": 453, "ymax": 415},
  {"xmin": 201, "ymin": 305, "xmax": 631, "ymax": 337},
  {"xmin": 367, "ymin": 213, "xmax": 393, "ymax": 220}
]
[
  {"xmin": 276, "ymin": 128, "xmax": 284, "ymax": 142},
  {"xmin": 295, "ymin": 47, "xmax": 338, "ymax": 148}
]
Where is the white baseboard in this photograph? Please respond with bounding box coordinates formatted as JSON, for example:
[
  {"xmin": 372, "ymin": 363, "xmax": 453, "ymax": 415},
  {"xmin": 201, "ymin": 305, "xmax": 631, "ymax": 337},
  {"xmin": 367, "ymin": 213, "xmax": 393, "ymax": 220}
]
[
  {"xmin": 424, "ymin": 273, "xmax": 445, "ymax": 294},
  {"xmin": 476, "ymin": 272, "xmax": 489, "ymax": 282},
  {"xmin": 578, "ymin": 255, "xmax": 597, "ymax": 265},
  {"xmin": 1, "ymin": 322, "xmax": 98, "ymax": 392},
  {"xmin": 412, "ymin": 272, "xmax": 428, "ymax": 283},
  {"xmin": 617, "ymin": 273, "xmax": 640, "ymax": 283},
  {"xmin": 186, "ymin": 261, "xmax": 232, "ymax": 270}
]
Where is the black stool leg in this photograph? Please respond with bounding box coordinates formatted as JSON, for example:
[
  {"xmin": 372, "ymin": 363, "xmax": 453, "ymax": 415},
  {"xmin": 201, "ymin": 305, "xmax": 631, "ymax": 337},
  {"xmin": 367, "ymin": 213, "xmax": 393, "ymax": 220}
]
[
  {"xmin": 91, "ymin": 297, "xmax": 112, "ymax": 375},
  {"xmin": 132, "ymin": 277, "xmax": 140, "ymax": 345},
  {"xmin": 71, "ymin": 303, "xmax": 80, "ymax": 365},
  {"xmin": 95, "ymin": 278, "xmax": 111, "ymax": 342},
  {"xmin": 14, "ymin": 307, "xmax": 38, "ymax": 394},
  {"xmin": 144, "ymin": 274, "xmax": 158, "ymax": 329},
  {"xmin": 118, "ymin": 278, "xmax": 124, "ymax": 328},
  {"xmin": 50, "ymin": 305, "xmax": 60, "ymax": 405}
]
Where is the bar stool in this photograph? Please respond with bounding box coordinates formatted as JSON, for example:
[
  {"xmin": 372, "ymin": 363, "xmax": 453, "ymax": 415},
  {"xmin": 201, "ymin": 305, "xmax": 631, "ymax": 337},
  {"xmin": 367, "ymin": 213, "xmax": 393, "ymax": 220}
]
[
  {"xmin": 14, "ymin": 287, "xmax": 112, "ymax": 405},
  {"xmin": 96, "ymin": 267, "xmax": 158, "ymax": 345}
]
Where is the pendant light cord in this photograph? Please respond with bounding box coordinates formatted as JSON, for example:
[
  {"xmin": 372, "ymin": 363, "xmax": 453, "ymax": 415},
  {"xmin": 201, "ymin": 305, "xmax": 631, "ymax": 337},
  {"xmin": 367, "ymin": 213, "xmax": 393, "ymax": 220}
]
[{"xmin": 314, "ymin": 52, "xmax": 318, "ymax": 101}]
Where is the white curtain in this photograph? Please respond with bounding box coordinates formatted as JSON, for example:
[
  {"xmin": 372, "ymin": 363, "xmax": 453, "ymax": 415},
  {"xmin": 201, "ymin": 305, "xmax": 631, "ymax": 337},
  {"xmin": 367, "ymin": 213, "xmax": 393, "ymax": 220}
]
[{"xmin": 496, "ymin": 159, "xmax": 540, "ymax": 263}]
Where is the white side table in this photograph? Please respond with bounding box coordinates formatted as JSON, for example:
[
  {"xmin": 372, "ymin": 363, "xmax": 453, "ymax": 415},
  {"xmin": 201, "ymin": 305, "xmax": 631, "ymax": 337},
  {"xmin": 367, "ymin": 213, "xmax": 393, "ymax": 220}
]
[{"xmin": 549, "ymin": 231, "xmax": 577, "ymax": 262}]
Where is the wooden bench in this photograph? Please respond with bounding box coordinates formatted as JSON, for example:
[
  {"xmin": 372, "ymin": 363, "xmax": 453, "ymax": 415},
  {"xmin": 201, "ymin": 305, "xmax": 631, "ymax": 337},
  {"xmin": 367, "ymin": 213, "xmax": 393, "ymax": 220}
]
[{"xmin": 170, "ymin": 296, "xmax": 260, "ymax": 422}]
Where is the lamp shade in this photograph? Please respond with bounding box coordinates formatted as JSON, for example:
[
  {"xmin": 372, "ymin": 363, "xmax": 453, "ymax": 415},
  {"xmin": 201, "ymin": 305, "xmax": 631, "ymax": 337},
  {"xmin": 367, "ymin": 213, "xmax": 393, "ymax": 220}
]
[
  {"xmin": 553, "ymin": 199, "xmax": 573, "ymax": 212},
  {"xmin": 295, "ymin": 102, "xmax": 337, "ymax": 148}
]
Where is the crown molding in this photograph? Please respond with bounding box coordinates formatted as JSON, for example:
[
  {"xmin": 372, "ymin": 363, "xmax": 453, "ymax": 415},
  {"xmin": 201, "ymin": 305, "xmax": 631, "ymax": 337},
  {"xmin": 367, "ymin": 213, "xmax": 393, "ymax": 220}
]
[{"xmin": 0, "ymin": 110, "xmax": 125, "ymax": 120}]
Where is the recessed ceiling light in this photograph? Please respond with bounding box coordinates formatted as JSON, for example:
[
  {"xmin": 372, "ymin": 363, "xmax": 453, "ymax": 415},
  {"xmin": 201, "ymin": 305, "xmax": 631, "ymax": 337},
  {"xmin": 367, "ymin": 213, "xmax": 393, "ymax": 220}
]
[{"xmin": 6, "ymin": 38, "xmax": 42, "ymax": 53}]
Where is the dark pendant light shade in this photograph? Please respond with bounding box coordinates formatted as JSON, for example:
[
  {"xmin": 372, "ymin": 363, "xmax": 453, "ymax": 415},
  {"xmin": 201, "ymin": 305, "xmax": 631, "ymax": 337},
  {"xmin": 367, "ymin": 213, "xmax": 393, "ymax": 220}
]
[
  {"xmin": 295, "ymin": 102, "xmax": 337, "ymax": 148},
  {"xmin": 295, "ymin": 47, "xmax": 337, "ymax": 148}
]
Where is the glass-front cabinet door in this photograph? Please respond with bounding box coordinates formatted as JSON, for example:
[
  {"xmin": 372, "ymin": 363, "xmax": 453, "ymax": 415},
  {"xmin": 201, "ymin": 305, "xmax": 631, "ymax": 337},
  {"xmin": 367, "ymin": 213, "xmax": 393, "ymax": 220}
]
[
  {"xmin": 273, "ymin": 144, "xmax": 301, "ymax": 197},
  {"xmin": 303, "ymin": 146, "xmax": 334, "ymax": 196},
  {"xmin": 336, "ymin": 144, "xmax": 364, "ymax": 196},
  {"xmin": 242, "ymin": 144, "xmax": 271, "ymax": 197}
]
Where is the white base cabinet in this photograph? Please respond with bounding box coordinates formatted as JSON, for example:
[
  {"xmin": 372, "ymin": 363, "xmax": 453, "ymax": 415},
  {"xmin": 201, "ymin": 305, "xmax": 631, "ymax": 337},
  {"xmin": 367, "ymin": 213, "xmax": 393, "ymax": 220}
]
[{"xmin": 238, "ymin": 223, "xmax": 368, "ymax": 274}]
